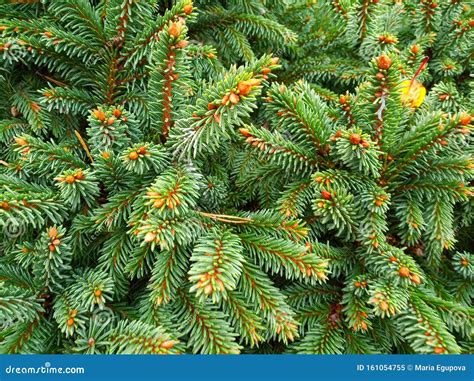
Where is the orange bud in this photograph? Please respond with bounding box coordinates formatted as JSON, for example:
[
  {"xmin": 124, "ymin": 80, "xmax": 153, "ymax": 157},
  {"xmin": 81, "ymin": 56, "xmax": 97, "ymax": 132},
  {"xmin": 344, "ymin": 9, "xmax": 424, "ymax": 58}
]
[
  {"xmin": 239, "ymin": 128, "xmax": 251, "ymax": 137},
  {"xmin": 339, "ymin": 95, "xmax": 347, "ymax": 104},
  {"xmin": 74, "ymin": 170, "xmax": 84, "ymax": 180},
  {"xmin": 379, "ymin": 301, "xmax": 389, "ymax": 311},
  {"xmin": 204, "ymin": 284, "xmax": 213, "ymax": 295},
  {"xmin": 107, "ymin": 117, "xmax": 115, "ymax": 125},
  {"xmin": 65, "ymin": 175, "xmax": 75, "ymax": 184},
  {"xmin": 316, "ymin": 271, "xmax": 327, "ymax": 280},
  {"xmin": 15, "ymin": 137, "xmax": 28, "ymax": 146},
  {"xmin": 434, "ymin": 347, "xmax": 445, "ymax": 354},
  {"xmin": 113, "ymin": 109, "xmax": 121, "ymax": 118},
  {"xmin": 399, "ymin": 267, "xmax": 410, "ymax": 277},
  {"xmin": 102, "ymin": 151, "xmax": 110, "ymax": 159},
  {"xmin": 48, "ymin": 227, "xmax": 58, "ymax": 239},
  {"xmin": 168, "ymin": 22, "xmax": 181, "ymax": 38},
  {"xmin": 459, "ymin": 112, "xmax": 471, "ymax": 126},
  {"xmin": 43, "ymin": 31, "xmax": 53, "ymax": 38},
  {"xmin": 237, "ymin": 81, "xmax": 252, "ymax": 96},
  {"xmin": 144, "ymin": 231, "xmax": 156, "ymax": 243},
  {"xmin": 93, "ymin": 109, "xmax": 106, "ymax": 122},
  {"xmin": 137, "ymin": 146, "xmax": 147, "ymax": 155},
  {"xmin": 410, "ymin": 273, "xmax": 422, "ymax": 284},
  {"xmin": 183, "ymin": 4, "xmax": 193, "ymax": 15},
  {"xmin": 94, "ymin": 289, "xmax": 102, "ymax": 297},
  {"xmin": 411, "ymin": 45, "xmax": 419, "ymax": 54},
  {"xmin": 321, "ymin": 190, "xmax": 332, "ymax": 200},
  {"xmin": 67, "ymin": 318, "xmax": 75, "ymax": 327},
  {"xmin": 160, "ymin": 340, "xmax": 175, "ymax": 349},
  {"xmin": 153, "ymin": 199, "xmax": 165, "ymax": 208},
  {"xmin": 129, "ymin": 151, "xmax": 139, "ymax": 160},
  {"xmin": 229, "ymin": 92, "xmax": 240, "ymax": 104}
]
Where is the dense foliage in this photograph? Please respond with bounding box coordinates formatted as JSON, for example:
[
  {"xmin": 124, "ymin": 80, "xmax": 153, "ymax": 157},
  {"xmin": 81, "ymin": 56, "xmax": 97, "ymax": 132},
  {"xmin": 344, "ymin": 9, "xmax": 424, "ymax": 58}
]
[{"xmin": 0, "ymin": 0, "xmax": 472, "ymax": 354}]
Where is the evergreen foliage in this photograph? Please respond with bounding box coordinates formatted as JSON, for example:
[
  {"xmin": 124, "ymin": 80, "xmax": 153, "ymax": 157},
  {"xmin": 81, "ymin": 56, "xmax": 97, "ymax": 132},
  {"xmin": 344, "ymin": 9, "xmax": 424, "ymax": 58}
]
[{"xmin": 0, "ymin": 0, "xmax": 472, "ymax": 354}]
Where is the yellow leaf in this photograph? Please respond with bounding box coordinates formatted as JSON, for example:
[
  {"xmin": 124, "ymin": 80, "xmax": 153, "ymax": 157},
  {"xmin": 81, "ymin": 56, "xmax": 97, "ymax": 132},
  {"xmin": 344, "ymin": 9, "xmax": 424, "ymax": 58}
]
[{"xmin": 400, "ymin": 80, "xmax": 426, "ymax": 108}]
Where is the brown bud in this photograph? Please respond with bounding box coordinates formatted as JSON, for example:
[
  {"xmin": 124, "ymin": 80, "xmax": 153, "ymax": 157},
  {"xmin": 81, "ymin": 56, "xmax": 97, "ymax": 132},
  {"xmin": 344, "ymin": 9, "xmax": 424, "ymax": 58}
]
[
  {"xmin": 349, "ymin": 133, "xmax": 361, "ymax": 145},
  {"xmin": 176, "ymin": 39, "xmax": 189, "ymax": 49},
  {"xmin": 377, "ymin": 55, "xmax": 392, "ymax": 70},
  {"xmin": 375, "ymin": 72, "xmax": 385, "ymax": 81}
]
